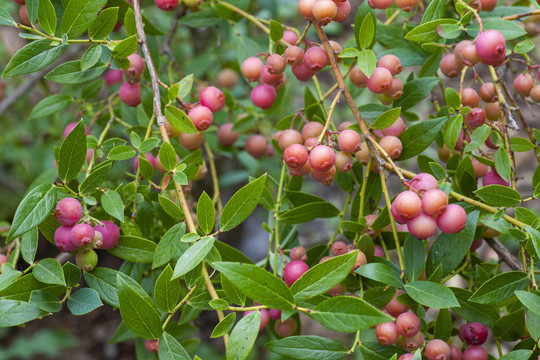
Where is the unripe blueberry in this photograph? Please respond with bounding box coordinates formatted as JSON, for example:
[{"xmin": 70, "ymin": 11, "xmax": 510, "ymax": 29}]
[
  {"xmin": 119, "ymin": 82, "xmax": 141, "ymax": 107},
  {"xmin": 261, "ymin": 65, "xmax": 284, "ymax": 86},
  {"xmin": 243, "ymin": 309, "xmax": 269, "ymax": 331},
  {"xmin": 0, "ymin": 254, "xmax": 7, "ymax": 269},
  {"xmin": 245, "ymin": 134, "xmax": 267, "ymax": 159},
  {"xmin": 351, "ymin": 250, "xmax": 367, "ymax": 272},
  {"xmin": 338, "ymin": 130, "xmax": 362, "ymax": 153},
  {"xmin": 335, "ymin": 151, "xmax": 353, "ymax": 172},
  {"xmin": 410, "ymin": 173, "xmax": 438, "ymax": 194},
  {"xmin": 63, "ymin": 121, "xmax": 89, "ymax": 139},
  {"xmin": 71, "ymin": 223, "xmax": 95, "ymax": 247},
  {"xmin": 282, "ymin": 30, "xmax": 299, "ymax": 45},
  {"xmin": 462, "ymin": 346, "xmax": 488, "ymax": 360},
  {"xmin": 407, "ymin": 212, "xmax": 437, "ymax": 240},
  {"xmin": 350, "ymin": 66, "xmax": 367, "ymax": 88},
  {"xmin": 354, "ymin": 142, "xmax": 370, "ymax": 164},
  {"xmin": 330, "ymin": 241, "xmax": 347, "ymax": 256},
  {"xmin": 268, "ymin": 308, "xmax": 282, "ymax": 320},
  {"xmin": 376, "ymin": 322, "xmax": 399, "ymax": 345},
  {"xmin": 338, "ymin": 121, "xmax": 354, "ymax": 132},
  {"xmin": 479, "ymin": 0, "xmax": 496, "ymax": 11},
  {"xmin": 144, "ymin": 339, "xmax": 159, "ymax": 354},
  {"xmin": 217, "ymin": 123, "xmax": 239, "ymax": 147},
  {"xmin": 124, "ymin": 53, "xmax": 145, "ymax": 84},
  {"xmin": 217, "ymin": 69, "xmax": 238, "ymax": 89},
  {"xmin": 396, "ymin": 312, "xmax": 421, "ymax": 338},
  {"xmin": 378, "ymin": 54, "xmax": 402, "ymax": 76},
  {"xmin": 93, "ymin": 221, "xmax": 120, "ymax": 249},
  {"xmin": 422, "ymin": 189, "xmax": 448, "ymax": 216},
  {"xmin": 483, "ymin": 170, "xmax": 509, "ymax": 186},
  {"xmin": 199, "ymin": 86, "xmax": 226, "ymax": 112},
  {"xmin": 382, "ymin": 116, "xmax": 406, "ymax": 137},
  {"xmin": 425, "ymin": 339, "xmax": 451, "ymax": 360},
  {"xmin": 513, "ymin": 73, "xmax": 534, "ymax": 97},
  {"xmin": 104, "ymin": 69, "xmax": 124, "ymax": 86},
  {"xmin": 155, "ymin": 0, "xmax": 178, "ymax": 11},
  {"xmin": 449, "ymin": 345, "xmax": 462, "ymax": 360},
  {"xmin": 460, "ymin": 322, "xmax": 488, "ymax": 346},
  {"xmin": 311, "ymin": 166, "xmax": 336, "ymax": 186},
  {"xmin": 241, "ymin": 57, "xmax": 264, "ymax": 82},
  {"xmin": 298, "ymin": 0, "xmax": 317, "ymax": 18},
  {"xmin": 400, "ymin": 331, "xmax": 425, "ymax": 351},
  {"xmin": 179, "ymin": 131, "xmax": 204, "ymax": 151},
  {"xmin": 266, "ymin": 54, "xmax": 286, "ymax": 75},
  {"xmin": 530, "ymin": 85, "xmax": 540, "ymax": 102},
  {"xmin": 290, "ymin": 246, "xmax": 308, "ymax": 261},
  {"xmin": 278, "ymin": 129, "xmax": 303, "ymax": 150},
  {"xmin": 385, "ymin": 78, "xmax": 404, "ymax": 99},
  {"xmin": 304, "ymin": 47, "xmax": 329, "ymax": 72},
  {"xmin": 133, "ymin": 153, "xmax": 156, "ymax": 172},
  {"xmin": 302, "ymin": 121, "xmax": 324, "ymax": 140},
  {"xmin": 366, "ymin": 67, "xmax": 393, "ymax": 94},
  {"xmin": 284, "ymin": 46, "xmax": 304, "ymax": 65},
  {"xmin": 475, "ymin": 30, "xmax": 506, "ymax": 64},
  {"xmin": 334, "ymin": 1, "xmax": 351, "ymax": 22},
  {"xmin": 479, "ymin": 82, "xmax": 497, "ymax": 102},
  {"xmin": 313, "ymin": 0, "xmax": 337, "ymax": 26},
  {"xmin": 393, "ymin": 191, "xmax": 422, "ymax": 220},
  {"xmin": 54, "ymin": 225, "xmax": 79, "ymax": 252},
  {"xmin": 399, "ymin": 355, "xmax": 414, "ymax": 360},
  {"xmin": 289, "ymin": 161, "xmax": 312, "ymax": 177},
  {"xmin": 440, "ymin": 54, "xmax": 463, "ymax": 78},
  {"xmin": 283, "ymin": 144, "xmax": 309, "ymax": 168},
  {"xmin": 19, "ymin": 6, "xmax": 30, "ymax": 26},
  {"xmin": 460, "ymin": 44, "xmax": 481, "ymax": 66},
  {"xmin": 250, "ymin": 84, "xmax": 276, "ymax": 109},
  {"xmin": 188, "ymin": 105, "xmax": 213, "ymax": 131},
  {"xmin": 454, "ymin": 40, "xmax": 473, "ymax": 64},
  {"xmin": 368, "ymin": 0, "xmax": 394, "ymax": 9},
  {"xmin": 283, "ymin": 260, "xmax": 309, "ymax": 286},
  {"xmin": 437, "ymin": 204, "xmax": 467, "ymax": 234},
  {"xmin": 76, "ymin": 249, "xmax": 98, "ymax": 271},
  {"xmin": 328, "ymin": 283, "xmax": 345, "ymax": 296},
  {"xmin": 466, "ymin": 108, "xmax": 486, "ymax": 129},
  {"xmin": 461, "ymin": 88, "xmax": 480, "ymax": 107},
  {"xmin": 291, "ymin": 62, "xmax": 315, "ymax": 81},
  {"xmin": 374, "ymin": 245, "xmax": 385, "ymax": 257},
  {"xmin": 309, "ymin": 145, "xmax": 336, "ymax": 172},
  {"xmin": 55, "ymin": 198, "xmax": 83, "ymax": 226},
  {"xmin": 395, "ymin": 0, "xmax": 419, "ymax": 11},
  {"xmin": 484, "ymin": 128, "xmax": 500, "ymax": 149},
  {"xmin": 275, "ymin": 318, "xmax": 297, "ymax": 337},
  {"xmin": 379, "ymin": 135, "xmax": 403, "ymax": 159},
  {"xmin": 386, "ymin": 290, "xmax": 410, "ymax": 317},
  {"xmin": 455, "ymin": 130, "xmax": 470, "ymax": 151}
]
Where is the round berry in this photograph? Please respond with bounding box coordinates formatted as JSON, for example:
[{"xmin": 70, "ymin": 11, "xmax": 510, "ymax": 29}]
[
  {"xmin": 245, "ymin": 134, "xmax": 267, "ymax": 159},
  {"xmin": 480, "ymin": 0, "xmax": 496, "ymax": 10},
  {"xmin": 313, "ymin": 0, "xmax": 337, "ymax": 25},
  {"xmin": 298, "ymin": 0, "xmax": 317, "ymax": 18},
  {"xmin": 217, "ymin": 123, "xmax": 239, "ymax": 146},
  {"xmin": 407, "ymin": 212, "xmax": 437, "ymax": 240},
  {"xmin": 422, "ymin": 189, "xmax": 448, "ymax": 216},
  {"xmin": 19, "ymin": 6, "xmax": 30, "ymax": 26},
  {"xmin": 200, "ymin": 86, "xmax": 226, "ymax": 112},
  {"xmin": 466, "ymin": 108, "xmax": 486, "ymax": 129},
  {"xmin": 93, "ymin": 221, "xmax": 120, "ymax": 249},
  {"xmin": 268, "ymin": 308, "xmax": 282, "ymax": 320},
  {"xmin": 292, "ymin": 62, "xmax": 316, "ymax": 81},
  {"xmin": 275, "ymin": 318, "xmax": 297, "ymax": 337},
  {"xmin": 133, "ymin": 153, "xmax": 156, "ymax": 172},
  {"xmin": 243, "ymin": 309, "xmax": 269, "ymax": 331},
  {"xmin": 368, "ymin": 0, "xmax": 394, "ymax": 9},
  {"xmin": 63, "ymin": 121, "xmax": 89, "ymax": 139},
  {"xmin": 376, "ymin": 322, "xmax": 399, "ymax": 345},
  {"xmin": 462, "ymin": 88, "xmax": 480, "ymax": 107},
  {"xmin": 76, "ymin": 249, "xmax": 98, "ymax": 271},
  {"xmin": 304, "ymin": 47, "xmax": 329, "ymax": 71},
  {"xmin": 437, "ymin": 204, "xmax": 467, "ymax": 234},
  {"xmin": 479, "ymin": 82, "xmax": 497, "ymax": 102},
  {"xmin": 460, "ymin": 322, "xmax": 488, "ymax": 346},
  {"xmin": 278, "ymin": 129, "xmax": 303, "ymax": 150},
  {"xmin": 379, "ymin": 135, "xmax": 403, "ymax": 159},
  {"xmin": 55, "ymin": 198, "xmax": 83, "ymax": 226},
  {"xmin": 282, "ymin": 30, "xmax": 299, "ymax": 45},
  {"xmin": 119, "ymin": 82, "xmax": 141, "ymax": 107},
  {"xmin": 290, "ymin": 246, "xmax": 307, "ymax": 261},
  {"xmin": 366, "ymin": 67, "xmax": 393, "ymax": 94},
  {"xmin": 513, "ymin": 73, "xmax": 534, "ymax": 97},
  {"xmin": 284, "ymin": 260, "xmax": 309, "ymax": 286},
  {"xmin": 334, "ymin": 0, "xmax": 351, "ymax": 22},
  {"xmin": 302, "ymin": 121, "xmax": 324, "ymax": 140},
  {"xmin": 374, "ymin": 245, "xmax": 385, "ymax": 257},
  {"xmin": 440, "ymin": 54, "xmax": 463, "ymax": 78},
  {"xmin": 350, "ymin": 66, "xmax": 367, "ymax": 87},
  {"xmin": 250, "ymin": 84, "xmax": 276, "ymax": 109},
  {"xmin": 330, "ymin": 241, "xmax": 347, "ymax": 256},
  {"xmin": 289, "ymin": 161, "xmax": 312, "ymax": 177},
  {"xmin": 217, "ymin": 69, "xmax": 238, "ymax": 89},
  {"xmin": 386, "ymin": 290, "xmax": 410, "ymax": 317},
  {"xmin": 425, "ymin": 339, "xmax": 451, "ymax": 360},
  {"xmin": 71, "ymin": 223, "xmax": 95, "ymax": 247},
  {"xmin": 284, "ymin": 46, "xmax": 304, "ymax": 65},
  {"xmin": 378, "ymin": 54, "xmax": 402, "ymax": 76},
  {"xmin": 104, "ymin": 69, "xmax": 123, "ymax": 86},
  {"xmin": 155, "ymin": 0, "xmax": 178, "ymax": 11},
  {"xmin": 393, "ymin": 191, "xmax": 422, "ymax": 220},
  {"xmin": 385, "ymin": 78, "xmax": 404, "ymax": 99},
  {"xmin": 188, "ymin": 105, "xmax": 213, "ymax": 131},
  {"xmin": 283, "ymin": 144, "xmax": 309, "ymax": 168},
  {"xmin": 410, "ymin": 173, "xmax": 438, "ymax": 194},
  {"xmin": 241, "ymin": 57, "xmax": 264, "ymax": 82},
  {"xmin": 530, "ymin": 84, "xmax": 540, "ymax": 102},
  {"xmin": 475, "ymin": 30, "xmax": 506, "ymax": 64},
  {"xmin": 124, "ymin": 53, "xmax": 145, "ymax": 84},
  {"xmin": 144, "ymin": 339, "xmax": 159, "ymax": 354},
  {"xmin": 462, "ymin": 346, "xmax": 488, "ymax": 360},
  {"xmin": 179, "ymin": 131, "xmax": 204, "ymax": 151},
  {"xmin": 400, "ymin": 331, "xmax": 425, "ymax": 351},
  {"xmin": 352, "ymin": 250, "xmax": 367, "ymax": 272},
  {"xmin": 450, "ymin": 345, "xmax": 462, "ymax": 360},
  {"xmin": 399, "ymin": 355, "xmax": 414, "ymax": 360},
  {"xmin": 396, "ymin": 312, "xmax": 421, "ymax": 338},
  {"xmin": 309, "ymin": 145, "xmax": 336, "ymax": 172},
  {"xmin": 395, "ymin": 0, "xmax": 419, "ymax": 11},
  {"xmin": 483, "ymin": 170, "xmax": 508, "ymax": 186},
  {"xmin": 54, "ymin": 225, "xmax": 79, "ymax": 252},
  {"xmin": 266, "ymin": 54, "xmax": 286, "ymax": 74},
  {"xmin": 338, "ymin": 129, "xmax": 362, "ymax": 153},
  {"xmin": 382, "ymin": 116, "xmax": 406, "ymax": 137},
  {"xmin": 335, "ymin": 151, "xmax": 353, "ymax": 172},
  {"xmin": 311, "ymin": 166, "xmax": 336, "ymax": 186}
]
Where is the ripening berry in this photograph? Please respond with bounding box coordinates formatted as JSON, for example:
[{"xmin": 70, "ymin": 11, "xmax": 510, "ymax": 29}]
[
  {"xmin": 250, "ymin": 84, "xmax": 276, "ymax": 109},
  {"xmin": 268, "ymin": 308, "xmax": 282, "ymax": 320},
  {"xmin": 63, "ymin": 121, "xmax": 89, "ymax": 139},
  {"xmin": 119, "ymin": 82, "xmax": 141, "ymax": 107},
  {"xmin": 155, "ymin": 0, "xmax": 178, "ymax": 11},
  {"xmin": 460, "ymin": 322, "xmax": 488, "ymax": 346},
  {"xmin": 217, "ymin": 123, "xmax": 239, "ymax": 147},
  {"xmin": 391, "ymin": 201, "xmax": 408, "ymax": 224},
  {"xmin": 386, "ymin": 290, "xmax": 410, "ymax": 317},
  {"xmin": 461, "ymin": 88, "xmax": 480, "ymax": 107},
  {"xmin": 479, "ymin": 0, "xmax": 496, "ymax": 11},
  {"xmin": 335, "ymin": 151, "xmax": 353, "ymax": 172},
  {"xmin": 245, "ymin": 134, "xmax": 267, "ymax": 159},
  {"xmin": 482, "ymin": 170, "xmax": 509, "ymax": 186},
  {"xmin": 379, "ymin": 136, "xmax": 403, "ymax": 159},
  {"xmin": 450, "ymin": 345, "xmax": 462, "ymax": 360},
  {"xmin": 471, "ymin": 158, "xmax": 488, "ymax": 178},
  {"xmin": 400, "ymin": 331, "xmax": 425, "ymax": 351},
  {"xmin": 292, "ymin": 63, "xmax": 315, "ymax": 81},
  {"xmin": 338, "ymin": 130, "xmax": 362, "ymax": 153},
  {"xmin": 19, "ymin": 6, "xmax": 30, "ymax": 26},
  {"xmin": 374, "ymin": 245, "xmax": 385, "ymax": 257},
  {"xmin": 241, "ymin": 57, "xmax": 264, "ymax": 82},
  {"xmin": 283, "ymin": 260, "xmax": 309, "ymax": 286},
  {"xmin": 278, "ymin": 129, "xmax": 303, "ymax": 150},
  {"xmin": 54, "ymin": 225, "xmax": 79, "ymax": 252},
  {"xmin": 283, "ymin": 144, "xmax": 309, "ymax": 168},
  {"xmin": 93, "ymin": 221, "xmax": 120, "ymax": 249},
  {"xmin": 14, "ymin": 0, "xmax": 26, "ymax": 4},
  {"xmin": 351, "ymin": 250, "xmax": 367, "ymax": 272},
  {"xmin": 462, "ymin": 346, "xmax": 488, "ymax": 360},
  {"xmin": 302, "ymin": 121, "xmax": 324, "ymax": 140},
  {"xmin": 76, "ymin": 249, "xmax": 98, "ymax": 271},
  {"xmin": 243, "ymin": 309, "xmax": 269, "ymax": 331},
  {"xmin": 261, "ymin": 66, "xmax": 284, "ymax": 86},
  {"xmin": 466, "ymin": 108, "xmax": 486, "ymax": 129},
  {"xmin": 350, "ymin": 66, "xmax": 367, "ymax": 88},
  {"xmin": 334, "ymin": 1, "xmax": 351, "ymax": 22},
  {"xmin": 144, "ymin": 339, "xmax": 159, "ymax": 354},
  {"xmin": 513, "ymin": 73, "xmax": 534, "ymax": 97},
  {"xmin": 376, "ymin": 322, "xmax": 399, "ymax": 345},
  {"xmin": 530, "ymin": 85, "xmax": 540, "ymax": 102},
  {"xmin": 377, "ymin": 93, "xmax": 393, "ymax": 106},
  {"xmin": 133, "ymin": 153, "xmax": 156, "ymax": 172},
  {"xmin": 425, "ymin": 339, "xmax": 451, "ymax": 360},
  {"xmin": 284, "ymin": 46, "xmax": 304, "ymax": 65},
  {"xmin": 298, "ymin": 0, "xmax": 317, "ymax": 18},
  {"xmin": 440, "ymin": 54, "xmax": 463, "ymax": 78},
  {"xmin": 366, "ymin": 67, "xmax": 393, "ymax": 94},
  {"xmin": 188, "ymin": 105, "xmax": 213, "ymax": 131},
  {"xmin": 454, "ymin": 40, "xmax": 474, "ymax": 63},
  {"xmin": 289, "ymin": 161, "xmax": 312, "ymax": 177},
  {"xmin": 309, "ymin": 145, "xmax": 336, "ymax": 172},
  {"xmin": 484, "ymin": 128, "xmax": 499, "ymax": 148},
  {"xmin": 304, "ymin": 47, "xmax": 329, "ymax": 72},
  {"xmin": 382, "ymin": 116, "xmax": 406, "ymax": 137},
  {"xmin": 55, "ymin": 198, "xmax": 83, "ymax": 226},
  {"xmin": 479, "ymin": 82, "xmax": 497, "ymax": 102},
  {"xmin": 408, "ymin": 212, "xmax": 437, "ymax": 240},
  {"xmin": 311, "ymin": 166, "xmax": 336, "ymax": 186},
  {"xmin": 200, "ymin": 86, "xmax": 226, "ymax": 112},
  {"xmin": 475, "ymin": 30, "xmax": 506, "ymax": 64},
  {"xmin": 399, "ymin": 355, "xmax": 414, "ymax": 360},
  {"xmin": 378, "ymin": 54, "xmax": 402, "ymax": 76},
  {"xmin": 275, "ymin": 318, "xmax": 297, "ymax": 337},
  {"xmin": 104, "ymin": 69, "xmax": 123, "ymax": 86},
  {"xmin": 266, "ymin": 54, "xmax": 287, "ymax": 75},
  {"xmin": 396, "ymin": 312, "xmax": 421, "ymax": 338},
  {"xmin": 393, "ymin": 191, "xmax": 422, "ymax": 220},
  {"xmin": 217, "ymin": 69, "xmax": 238, "ymax": 89},
  {"xmin": 395, "ymin": 0, "xmax": 419, "ymax": 11},
  {"xmin": 338, "ymin": 121, "xmax": 354, "ymax": 132},
  {"xmin": 179, "ymin": 131, "xmax": 204, "ymax": 151},
  {"xmin": 313, "ymin": 0, "xmax": 337, "ymax": 26},
  {"xmin": 368, "ymin": 0, "xmax": 394, "ymax": 9},
  {"xmin": 124, "ymin": 53, "xmax": 145, "ymax": 84},
  {"xmin": 354, "ymin": 142, "xmax": 370, "ymax": 164},
  {"xmin": 385, "ymin": 78, "xmax": 404, "ymax": 99},
  {"xmin": 460, "ymin": 44, "xmax": 481, "ymax": 66},
  {"xmin": 290, "ymin": 246, "xmax": 308, "ymax": 261},
  {"xmin": 410, "ymin": 173, "xmax": 438, "ymax": 194},
  {"xmin": 304, "ymin": 137, "xmax": 318, "ymax": 148},
  {"xmin": 71, "ymin": 223, "xmax": 95, "ymax": 247},
  {"xmin": 422, "ymin": 189, "xmax": 448, "ymax": 216},
  {"xmin": 330, "ymin": 241, "xmax": 347, "ymax": 256},
  {"xmin": 437, "ymin": 204, "xmax": 467, "ymax": 234},
  {"xmin": 282, "ymin": 30, "xmax": 298, "ymax": 45},
  {"xmin": 455, "ymin": 130, "xmax": 470, "ymax": 151}
]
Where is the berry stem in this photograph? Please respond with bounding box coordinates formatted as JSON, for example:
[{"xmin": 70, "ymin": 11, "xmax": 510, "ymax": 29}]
[
  {"xmin": 348, "ymin": 330, "xmax": 361, "ymax": 354},
  {"xmin": 204, "ymin": 141, "xmax": 223, "ymax": 213},
  {"xmin": 327, "ymin": 191, "xmax": 352, "ymax": 246},
  {"xmin": 502, "ymin": 8, "xmax": 540, "ymax": 20},
  {"xmin": 16, "ymin": 24, "xmax": 110, "ymax": 44},
  {"xmin": 162, "ymin": 285, "xmax": 198, "ymax": 331},
  {"xmin": 317, "ymin": 90, "xmax": 342, "ymax": 144},
  {"xmin": 272, "ymin": 164, "xmax": 287, "ymax": 276}
]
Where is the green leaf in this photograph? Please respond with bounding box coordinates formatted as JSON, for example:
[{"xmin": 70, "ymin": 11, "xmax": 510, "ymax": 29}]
[
  {"xmin": 278, "ymin": 201, "xmax": 340, "ymax": 224},
  {"xmin": 67, "ymin": 288, "xmax": 103, "ymax": 315},
  {"xmin": 266, "ymin": 335, "xmax": 349, "ymax": 360},
  {"xmin": 451, "ymin": 287, "xmax": 500, "ymax": 325},
  {"xmin": 84, "ymin": 267, "xmax": 119, "ymax": 307},
  {"xmin": 159, "ymin": 332, "xmax": 191, "ymax": 360},
  {"xmin": 394, "ymin": 77, "xmax": 441, "ymax": 111},
  {"xmin": 357, "ymin": 49, "xmax": 377, "ymax": 78},
  {"xmin": 108, "ymin": 145, "xmax": 136, "ymax": 160},
  {"xmin": 172, "ymin": 236, "xmax": 215, "ymax": 279},
  {"xmin": 61, "ymin": 0, "xmax": 108, "ymax": 39},
  {"xmin": 154, "ymin": 265, "xmax": 180, "ymax": 313},
  {"xmin": 63, "ymin": 262, "xmax": 81, "ymax": 288},
  {"xmin": 81, "ymin": 45, "xmax": 102, "ymax": 71},
  {"xmin": 158, "ymin": 195, "xmax": 184, "ymax": 220},
  {"xmin": 38, "ymin": 0, "xmax": 57, "ymax": 35},
  {"xmin": 510, "ymin": 137, "xmax": 535, "ymax": 152},
  {"xmin": 226, "ymin": 311, "xmax": 261, "ymax": 360},
  {"xmin": 211, "ymin": 312, "xmax": 236, "ymax": 338},
  {"xmin": 515, "ymin": 290, "xmax": 540, "ymax": 316},
  {"xmin": 153, "ymin": 223, "xmax": 187, "ymax": 269},
  {"xmin": 209, "ymin": 299, "xmax": 228, "ymax": 311},
  {"xmin": 291, "ymin": 251, "xmax": 357, "ymax": 301},
  {"xmin": 438, "ymin": 23, "xmax": 461, "ymax": 38},
  {"xmin": 164, "ymin": 105, "xmax": 199, "ymax": 134},
  {"xmin": 434, "ymin": 308, "xmax": 452, "ymax": 341},
  {"xmin": 29, "ymin": 290, "xmax": 62, "ymax": 312},
  {"xmin": 372, "ymin": 108, "xmax": 401, "ymax": 130},
  {"xmin": 3, "ymin": 40, "xmax": 67, "ymax": 77},
  {"xmin": 405, "ymin": 281, "xmax": 460, "ymax": 308},
  {"xmin": 159, "ymin": 142, "xmax": 178, "ymax": 172},
  {"xmin": 403, "ymin": 235, "xmax": 425, "ymax": 282},
  {"xmin": 30, "ymin": 94, "xmax": 73, "ymax": 119},
  {"xmin": 112, "ymin": 34, "xmax": 138, "ymax": 60},
  {"xmin": 443, "ymin": 114, "xmax": 463, "ymax": 151},
  {"xmin": 494, "ymin": 147, "xmax": 511, "ymax": 182},
  {"xmin": 465, "ymin": 18, "xmax": 526, "ymax": 40},
  {"xmin": 101, "ymin": 190, "xmax": 124, "ymax": 222},
  {"xmin": 514, "ymin": 40, "xmax": 535, "ymax": 54},
  {"xmin": 356, "ymin": 262, "xmax": 404, "ymax": 288},
  {"xmin": 358, "ymin": 14, "xmax": 375, "ymax": 49},
  {"xmin": 177, "ymin": 74, "xmax": 194, "ymax": 100},
  {"xmin": 269, "ymin": 19, "xmax": 284, "ymax": 43},
  {"xmin": 422, "ymin": 0, "xmax": 445, "ymax": 23},
  {"xmin": 527, "ymin": 226, "xmax": 540, "ymax": 260},
  {"xmin": 212, "ymin": 262, "xmax": 295, "ymax": 310},
  {"xmin": 45, "ymin": 60, "xmax": 107, "ymax": 84},
  {"xmin": 444, "ymin": 88, "xmax": 461, "ymax": 109},
  {"xmin": 88, "ymin": 6, "xmax": 118, "ymax": 40},
  {"xmin": 116, "ymin": 274, "xmax": 162, "ymax": 339},
  {"xmin": 7, "ymin": 184, "xmax": 56, "ymax": 242},
  {"xmin": 499, "ymin": 350, "xmax": 534, "ymax": 360},
  {"xmin": 405, "ymin": 19, "xmax": 457, "ymax": 42},
  {"xmin": 180, "ymin": 9, "xmax": 220, "ymax": 28},
  {"xmin": 0, "ymin": 5, "xmax": 16, "ymax": 26},
  {"xmin": 34, "ymin": 258, "xmax": 66, "ymax": 286},
  {"xmin": 108, "ymin": 236, "xmax": 156, "ymax": 263},
  {"xmin": 197, "ymin": 192, "xmax": 215, "ymax": 234},
  {"xmin": 474, "ymin": 185, "xmax": 521, "ymax": 207},
  {"xmin": 21, "ymin": 228, "xmax": 38, "ymax": 265},
  {"xmin": 493, "ymin": 308, "xmax": 525, "ymax": 341},
  {"xmin": 464, "ymin": 124, "xmax": 491, "ymax": 153},
  {"xmin": 338, "ymin": 48, "xmax": 360, "ymax": 58},
  {"xmin": 0, "ymin": 300, "xmax": 48, "ymax": 327},
  {"xmin": 399, "ymin": 116, "xmax": 448, "ymax": 160},
  {"xmin": 310, "ymin": 296, "xmax": 393, "ymax": 333},
  {"xmin": 79, "ymin": 161, "xmax": 112, "ymax": 194},
  {"xmin": 469, "ymin": 271, "xmax": 528, "ymax": 304},
  {"xmin": 58, "ymin": 120, "xmax": 87, "ymax": 181},
  {"xmin": 220, "ymin": 174, "xmax": 267, "ymax": 232}
]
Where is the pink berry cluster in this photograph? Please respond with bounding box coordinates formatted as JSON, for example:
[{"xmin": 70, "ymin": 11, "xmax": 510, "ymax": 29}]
[
  {"xmin": 154, "ymin": 0, "xmax": 178, "ymax": 11},
  {"xmin": 350, "ymin": 54, "xmax": 404, "ymax": 106},
  {"xmin": 391, "ymin": 173, "xmax": 467, "ymax": 240},
  {"xmin": 512, "ymin": 70, "xmax": 540, "ymax": 102},
  {"xmin": 368, "ymin": 0, "xmax": 418, "ymax": 12},
  {"xmin": 297, "ymin": 0, "xmax": 351, "ymax": 26}
]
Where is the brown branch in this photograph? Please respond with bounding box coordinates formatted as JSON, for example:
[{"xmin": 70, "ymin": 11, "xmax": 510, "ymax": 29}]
[{"xmin": 484, "ymin": 237, "xmax": 522, "ymax": 271}]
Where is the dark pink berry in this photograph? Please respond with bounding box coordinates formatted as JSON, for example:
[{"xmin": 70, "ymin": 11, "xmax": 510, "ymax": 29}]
[
  {"xmin": 71, "ymin": 223, "xmax": 95, "ymax": 247},
  {"xmin": 283, "ymin": 144, "xmax": 309, "ymax": 168},
  {"xmin": 63, "ymin": 121, "xmax": 89, "ymax": 139},
  {"xmin": 54, "ymin": 225, "xmax": 79, "ymax": 252},
  {"xmin": 308, "ymin": 145, "xmax": 336, "ymax": 172},
  {"xmin": 188, "ymin": 105, "xmax": 213, "ymax": 131},
  {"xmin": 243, "ymin": 309, "xmax": 269, "ymax": 331},
  {"xmin": 375, "ymin": 322, "xmax": 399, "ymax": 345},
  {"xmin": 460, "ymin": 322, "xmax": 488, "ymax": 346},
  {"xmin": 462, "ymin": 346, "xmax": 488, "ymax": 360},
  {"xmin": 475, "ymin": 30, "xmax": 506, "ymax": 64},
  {"xmin": 250, "ymin": 84, "xmax": 276, "ymax": 109},
  {"xmin": 437, "ymin": 204, "xmax": 467, "ymax": 234},
  {"xmin": 93, "ymin": 221, "xmax": 120, "ymax": 249},
  {"xmin": 55, "ymin": 198, "xmax": 83, "ymax": 226},
  {"xmin": 145, "ymin": 339, "xmax": 159, "ymax": 354},
  {"xmin": 284, "ymin": 260, "xmax": 309, "ymax": 287},
  {"xmin": 155, "ymin": 0, "xmax": 178, "ymax": 11},
  {"xmin": 303, "ymin": 47, "xmax": 328, "ymax": 71},
  {"xmin": 396, "ymin": 312, "xmax": 421, "ymax": 338},
  {"xmin": 199, "ymin": 86, "xmax": 226, "ymax": 112},
  {"xmin": 104, "ymin": 69, "xmax": 123, "ymax": 86},
  {"xmin": 268, "ymin": 308, "xmax": 282, "ymax": 320},
  {"xmin": 119, "ymin": 82, "xmax": 141, "ymax": 107},
  {"xmin": 482, "ymin": 170, "xmax": 509, "ymax": 186}
]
